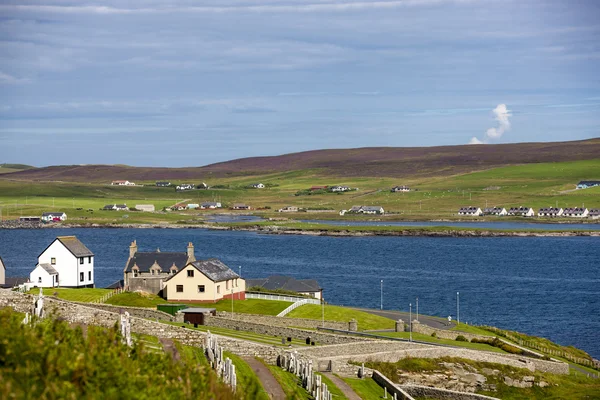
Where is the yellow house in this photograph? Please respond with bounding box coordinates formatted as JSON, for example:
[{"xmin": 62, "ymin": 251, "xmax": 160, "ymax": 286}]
[{"xmin": 163, "ymin": 259, "xmax": 245, "ymax": 303}]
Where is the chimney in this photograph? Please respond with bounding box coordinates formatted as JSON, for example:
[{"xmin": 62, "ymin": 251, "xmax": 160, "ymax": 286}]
[
  {"xmin": 129, "ymin": 240, "xmax": 138, "ymax": 258},
  {"xmin": 187, "ymin": 242, "xmax": 196, "ymax": 262}
]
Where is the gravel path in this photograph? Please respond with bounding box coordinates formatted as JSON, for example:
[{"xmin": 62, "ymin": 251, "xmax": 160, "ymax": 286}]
[{"xmin": 242, "ymin": 357, "xmax": 286, "ymax": 400}]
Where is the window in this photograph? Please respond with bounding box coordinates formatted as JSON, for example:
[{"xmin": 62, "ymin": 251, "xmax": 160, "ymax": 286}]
[
  {"xmin": 217, "ymin": 285, "xmax": 220, "ymax": 294},
  {"xmin": 198, "ymin": 285, "xmax": 205, "ymax": 293},
  {"xmin": 51, "ymin": 258, "xmax": 56, "ymax": 265},
  {"xmin": 38, "ymin": 277, "xmax": 42, "ymax": 283},
  {"xmin": 80, "ymin": 272, "xmax": 84, "ymax": 282},
  {"xmin": 88, "ymin": 256, "xmax": 92, "ymax": 263},
  {"xmin": 79, "ymin": 257, "xmax": 84, "ymax": 265},
  {"xmin": 226, "ymin": 280, "xmax": 229, "ymax": 290},
  {"xmin": 133, "ymin": 270, "xmax": 138, "ymax": 277},
  {"xmin": 176, "ymin": 285, "xmax": 184, "ymax": 293},
  {"xmin": 187, "ymin": 270, "xmax": 194, "ymax": 277},
  {"xmin": 88, "ymin": 271, "xmax": 91, "ymax": 280}
]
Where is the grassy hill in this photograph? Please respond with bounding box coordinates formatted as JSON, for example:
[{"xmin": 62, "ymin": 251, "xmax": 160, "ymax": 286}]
[
  {"xmin": 2, "ymin": 138, "xmax": 599, "ymax": 182},
  {"xmin": 0, "ymin": 163, "xmax": 35, "ymax": 174}
]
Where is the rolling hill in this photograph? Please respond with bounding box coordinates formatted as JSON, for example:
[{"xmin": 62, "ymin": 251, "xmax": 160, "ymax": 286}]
[{"xmin": 2, "ymin": 138, "xmax": 599, "ymax": 182}]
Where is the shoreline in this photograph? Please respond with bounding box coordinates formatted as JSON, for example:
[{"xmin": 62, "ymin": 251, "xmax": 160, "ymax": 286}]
[{"xmin": 1, "ymin": 220, "xmax": 599, "ymax": 237}]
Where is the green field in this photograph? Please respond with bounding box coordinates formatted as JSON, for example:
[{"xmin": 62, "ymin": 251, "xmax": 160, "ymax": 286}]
[
  {"xmin": 27, "ymin": 287, "xmax": 111, "ymax": 302},
  {"xmin": 1, "ymin": 159, "xmax": 599, "ymax": 225},
  {"xmin": 287, "ymin": 304, "xmax": 395, "ymax": 331},
  {"xmin": 342, "ymin": 377, "xmax": 387, "ymax": 400}
]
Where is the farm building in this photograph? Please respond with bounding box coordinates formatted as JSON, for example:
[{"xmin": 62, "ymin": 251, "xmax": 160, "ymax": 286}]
[
  {"xmin": 278, "ymin": 206, "xmax": 299, "ymax": 212},
  {"xmin": 135, "ymin": 204, "xmax": 155, "ymax": 212}
]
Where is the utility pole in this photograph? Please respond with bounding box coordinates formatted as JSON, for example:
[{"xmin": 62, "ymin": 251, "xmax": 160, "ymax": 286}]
[
  {"xmin": 409, "ymin": 303, "xmax": 412, "ymax": 342},
  {"xmin": 457, "ymin": 292, "xmax": 460, "ymax": 325},
  {"xmin": 380, "ymin": 280, "xmax": 383, "ymax": 310},
  {"xmin": 416, "ymin": 297, "xmax": 419, "ymax": 321}
]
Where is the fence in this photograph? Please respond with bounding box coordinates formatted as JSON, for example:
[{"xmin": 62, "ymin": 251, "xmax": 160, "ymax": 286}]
[
  {"xmin": 277, "ymin": 299, "xmax": 313, "ymax": 317},
  {"xmin": 94, "ymin": 288, "xmax": 125, "ymax": 304},
  {"xmin": 246, "ymin": 292, "xmax": 321, "ymax": 305}
]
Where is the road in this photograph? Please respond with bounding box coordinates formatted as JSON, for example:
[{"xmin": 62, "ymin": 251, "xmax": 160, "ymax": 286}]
[{"xmin": 351, "ymin": 307, "xmax": 456, "ymax": 330}]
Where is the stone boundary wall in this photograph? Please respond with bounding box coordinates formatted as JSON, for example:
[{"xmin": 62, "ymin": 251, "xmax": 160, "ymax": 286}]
[
  {"xmin": 400, "ymin": 384, "xmax": 501, "ymax": 400},
  {"xmin": 315, "ymin": 345, "xmax": 568, "ymax": 375},
  {"xmin": 0, "ymin": 290, "xmax": 281, "ymax": 363},
  {"xmin": 64, "ymin": 300, "xmax": 176, "ymax": 322},
  {"xmin": 204, "ymin": 315, "xmax": 362, "ymax": 345},
  {"xmin": 296, "ymin": 340, "xmax": 427, "ymax": 358},
  {"xmin": 372, "ymin": 370, "xmax": 415, "ymax": 400},
  {"xmin": 217, "ymin": 311, "xmax": 347, "ymax": 330}
]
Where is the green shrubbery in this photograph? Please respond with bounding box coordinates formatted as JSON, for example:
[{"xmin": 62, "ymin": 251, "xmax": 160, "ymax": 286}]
[
  {"xmin": 471, "ymin": 337, "xmax": 524, "ymax": 355},
  {"xmin": 455, "ymin": 335, "xmax": 468, "ymax": 342},
  {"xmin": 0, "ymin": 308, "xmax": 238, "ymax": 399}
]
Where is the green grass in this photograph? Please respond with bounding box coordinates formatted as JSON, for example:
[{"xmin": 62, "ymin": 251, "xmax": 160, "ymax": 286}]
[
  {"xmin": 451, "ymin": 323, "xmax": 496, "ymax": 337},
  {"xmin": 342, "ymin": 377, "xmax": 387, "ymax": 400},
  {"xmin": 223, "ymin": 353, "xmax": 270, "ymax": 400},
  {"xmin": 27, "ymin": 287, "xmax": 111, "ymax": 302},
  {"xmin": 374, "ymin": 331, "xmax": 507, "ymax": 353},
  {"xmin": 178, "ymin": 343, "xmax": 209, "ymax": 367},
  {"xmin": 287, "ymin": 304, "xmax": 395, "ymax": 331},
  {"xmin": 214, "ymin": 299, "xmax": 293, "ymax": 316},
  {"xmin": 266, "ymin": 364, "xmax": 310, "ymax": 399},
  {"xmin": 105, "ymin": 292, "xmax": 167, "ymax": 308},
  {"xmin": 314, "ymin": 372, "xmax": 348, "ymax": 400}
]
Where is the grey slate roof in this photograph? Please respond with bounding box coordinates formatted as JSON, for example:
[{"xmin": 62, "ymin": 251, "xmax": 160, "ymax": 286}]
[
  {"xmin": 180, "ymin": 307, "xmax": 216, "ymax": 313},
  {"xmin": 125, "ymin": 251, "xmax": 189, "ymax": 273},
  {"xmin": 362, "ymin": 206, "xmax": 383, "ymax": 212},
  {"xmin": 188, "ymin": 259, "xmax": 239, "ymax": 282},
  {"xmin": 56, "ymin": 236, "xmax": 94, "ymax": 257},
  {"xmin": 39, "ymin": 263, "xmax": 58, "ymax": 275},
  {"xmin": 246, "ymin": 275, "xmax": 321, "ymax": 293}
]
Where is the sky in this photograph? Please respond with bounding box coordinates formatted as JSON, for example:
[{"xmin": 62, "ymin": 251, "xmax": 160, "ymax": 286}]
[{"xmin": 0, "ymin": 0, "xmax": 599, "ymax": 167}]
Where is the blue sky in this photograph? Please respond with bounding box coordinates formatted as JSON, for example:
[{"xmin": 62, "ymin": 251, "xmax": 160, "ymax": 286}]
[{"xmin": 0, "ymin": 0, "xmax": 599, "ymax": 167}]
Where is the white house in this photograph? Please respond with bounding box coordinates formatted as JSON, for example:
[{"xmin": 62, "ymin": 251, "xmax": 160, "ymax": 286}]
[
  {"xmin": 562, "ymin": 207, "xmax": 589, "ymax": 218},
  {"xmin": 176, "ymin": 184, "xmax": 194, "ymax": 191},
  {"xmin": 29, "ymin": 236, "xmax": 95, "ymax": 288},
  {"xmin": 111, "ymin": 180, "xmax": 135, "ymax": 186},
  {"xmin": 507, "ymin": 207, "xmax": 535, "ymax": 217},
  {"xmin": 538, "ymin": 207, "xmax": 563, "ymax": 217},
  {"xmin": 346, "ymin": 205, "xmax": 385, "ymax": 214},
  {"xmin": 482, "ymin": 207, "xmax": 507, "ymax": 216},
  {"xmin": 278, "ymin": 206, "xmax": 299, "ymax": 212},
  {"xmin": 200, "ymin": 202, "xmax": 222, "ymax": 209},
  {"xmin": 589, "ymin": 209, "xmax": 600, "ymax": 220},
  {"xmin": 330, "ymin": 185, "xmax": 350, "ymax": 192},
  {"xmin": 458, "ymin": 207, "xmax": 483, "ymax": 216},
  {"xmin": 250, "ymin": 183, "xmax": 265, "ymax": 189},
  {"xmin": 391, "ymin": 185, "xmax": 410, "ymax": 192},
  {"xmin": 187, "ymin": 203, "xmax": 200, "ymax": 209},
  {"xmin": 41, "ymin": 212, "xmax": 67, "ymax": 222}
]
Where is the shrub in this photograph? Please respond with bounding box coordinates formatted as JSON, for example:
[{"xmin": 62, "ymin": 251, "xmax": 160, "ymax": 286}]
[
  {"xmin": 431, "ymin": 332, "xmax": 437, "ymax": 338},
  {"xmin": 455, "ymin": 335, "xmax": 468, "ymax": 342}
]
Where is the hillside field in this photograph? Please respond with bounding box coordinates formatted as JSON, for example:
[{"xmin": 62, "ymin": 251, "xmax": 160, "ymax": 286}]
[{"xmin": 0, "ymin": 159, "xmax": 598, "ymax": 224}]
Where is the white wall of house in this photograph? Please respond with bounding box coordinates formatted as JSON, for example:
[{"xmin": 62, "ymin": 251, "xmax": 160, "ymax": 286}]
[
  {"xmin": 0, "ymin": 259, "xmax": 5, "ymax": 285},
  {"xmin": 29, "ymin": 265, "xmax": 58, "ymax": 288},
  {"xmin": 299, "ymin": 290, "xmax": 322, "ymax": 300},
  {"xmin": 38, "ymin": 241, "xmax": 94, "ymax": 287},
  {"xmin": 164, "ymin": 264, "xmax": 245, "ymax": 302}
]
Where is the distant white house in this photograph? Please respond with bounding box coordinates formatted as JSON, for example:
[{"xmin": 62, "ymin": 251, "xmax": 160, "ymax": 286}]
[
  {"xmin": 176, "ymin": 184, "xmax": 194, "ymax": 191},
  {"xmin": 41, "ymin": 212, "xmax": 67, "ymax": 222},
  {"xmin": 187, "ymin": 203, "xmax": 200, "ymax": 209},
  {"xmin": 589, "ymin": 209, "xmax": 600, "ymax": 220},
  {"xmin": 391, "ymin": 185, "xmax": 410, "ymax": 192},
  {"xmin": 200, "ymin": 202, "xmax": 222, "ymax": 209},
  {"xmin": 102, "ymin": 204, "xmax": 128, "ymax": 211},
  {"xmin": 482, "ymin": 207, "xmax": 507, "ymax": 216},
  {"xmin": 562, "ymin": 207, "xmax": 589, "ymax": 218},
  {"xmin": 538, "ymin": 207, "xmax": 563, "ymax": 217},
  {"xmin": 345, "ymin": 205, "xmax": 385, "ymax": 215},
  {"xmin": 507, "ymin": 207, "xmax": 535, "ymax": 217},
  {"xmin": 156, "ymin": 181, "xmax": 171, "ymax": 187},
  {"xmin": 278, "ymin": 206, "xmax": 299, "ymax": 212},
  {"xmin": 111, "ymin": 180, "xmax": 135, "ymax": 186},
  {"xmin": 576, "ymin": 181, "xmax": 600, "ymax": 189},
  {"xmin": 330, "ymin": 185, "xmax": 350, "ymax": 192},
  {"xmin": 232, "ymin": 203, "xmax": 251, "ymax": 210},
  {"xmin": 29, "ymin": 236, "xmax": 95, "ymax": 288},
  {"xmin": 458, "ymin": 207, "xmax": 483, "ymax": 216},
  {"xmin": 135, "ymin": 204, "xmax": 155, "ymax": 212},
  {"xmin": 250, "ymin": 183, "xmax": 265, "ymax": 189}
]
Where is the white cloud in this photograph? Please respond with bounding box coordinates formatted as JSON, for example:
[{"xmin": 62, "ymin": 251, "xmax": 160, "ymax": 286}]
[{"xmin": 467, "ymin": 104, "xmax": 512, "ymax": 144}]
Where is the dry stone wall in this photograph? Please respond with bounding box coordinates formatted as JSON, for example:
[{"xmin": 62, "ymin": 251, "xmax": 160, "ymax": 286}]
[
  {"xmin": 67, "ymin": 301, "xmax": 176, "ymax": 321},
  {"xmin": 400, "ymin": 384, "xmax": 501, "ymax": 400},
  {"xmin": 216, "ymin": 311, "xmax": 347, "ymax": 330},
  {"xmin": 372, "ymin": 370, "xmax": 415, "ymax": 400}
]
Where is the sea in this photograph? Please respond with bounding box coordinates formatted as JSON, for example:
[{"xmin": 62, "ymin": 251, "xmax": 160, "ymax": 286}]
[{"xmin": 1, "ymin": 227, "xmax": 598, "ymax": 358}]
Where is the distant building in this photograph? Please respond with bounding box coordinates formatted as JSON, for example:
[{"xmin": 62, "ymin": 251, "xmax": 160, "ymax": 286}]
[
  {"xmin": 156, "ymin": 181, "xmax": 171, "ymax": 187},
  {"xmin": 482, "ymin": 207, "xmax": 507, "ymax": 216},
  {"xmin": 391, "ymin": 185, "xmax": 410, "ymax": 192},
  {"xmin": 0, "ymin": 256, "xmax": 5, "ymax": 286},
  {"xmin": 278, "ymin": 206, "xmax": 299, "ymax": 212},
  {"xmin": 232, "ymin": 203, "xmax": 251, "ymax": 210},
  {"xmin": 176, "ymin": 184, "xmax": 194, "ymax": 191},
  {"xmin": 589, "ymin": 209, "xmax": 600, "ymax": 220},
  {"xmin": 538, "ymin": 207, "xmax": 563, "ymax": 217},
  {"xmin": 135, "ymin": 204, "xmax": 155, "ymax": 212},
  {"xmin": 187, "ymin": 204, "xmax": 200, "ymax": 209},
  {"xmin": 171, "ymin": 203, "xmax": 187, "ymax": 211},
  {"xmin": 310, "ymin": 186, "xmax": 328, "ymax": 191},
  {"xmin": 250, "ymin": 183, "xmax": 265, "ymax": 189},
  {"xmin": 246, "ymin": 275, "xmax": 322, "ymax": 300},
  {"xmin": 346, "ymin": 205, "xmax": 385, "ymax": 215},
  {"xmin": 111, "ymin": 180, "xmax": 135, "ymax": 186},
  {"xmin": 576, "ymin": 181, "xmax": 600, "ymax": 189},
  {"xmin": 123, "ymin": 240, "xmax": 196, "ymax": 294},
  {"xmin": 562, "ymin": 207, "xmax": 589, "ymax": 218},
  {"xmin": 41, "ymin": 212, "xmax": 67, "ymax": 222},
  {"xmin": 20, "ymin": 216, "xmax": 41, "ymax": 222},
  {"xmin": 163, "ymin": 259, "xmax": 245, "ymax": 302},
  {"xmin": 458, "ymin": 207, "xmax": 483, "ymax": 216},
  {"xmin": 30, "ymin": 236, "xmax": 94, "ymax": 288},
  {"xmin": 196, "ymin": 182, "xmax": 209, "ymax": 190},
  {"xmin": 200, "ymin": 202, "xmax": 221, "ymax": 209},
  {"xmin": 507, "ymin": 207, "xmax": 535, "ymax": 217},
  {"xmin": 115, "ymin": 204, "xmax": 128, "ymax": 211},
  {"xmin": 330, "ymin": 185, "xmax": 350, "ymax": 192}
]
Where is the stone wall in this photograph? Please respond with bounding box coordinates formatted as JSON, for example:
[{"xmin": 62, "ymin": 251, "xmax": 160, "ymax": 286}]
[
  {"xmin": 372, "ymin": 370, "xmax": 415, "ymax": 400},
  {"xmin": 216, "ymin": 311, "xmax": 347, "ymax": 330},
  {"xmin": 127, "ymin": 276, "xmax": 164, "ymax": 295},
  {"xmin": 0, "ymin": 289, "xmax": 281, "ymax": 363},
  {"xmin": 204, "ymin": 315, "xmax": 362, "ymax": 345},
  {"xmin": 66, "ymin": 300, "xmax": 176, "ymax": 322},
  {"xmin": 400, "ymin": 384, "xmax": 501, "ymax": 400}
]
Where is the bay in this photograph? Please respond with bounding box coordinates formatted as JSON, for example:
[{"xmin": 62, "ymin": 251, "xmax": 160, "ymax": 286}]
[{"xmin": 1, "ymin": 228, "xmax": 598, "ymax": 358}]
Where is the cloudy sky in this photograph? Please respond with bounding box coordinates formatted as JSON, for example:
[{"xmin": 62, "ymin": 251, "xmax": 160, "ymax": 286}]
[{"xmin": 1, "ymin": 0, "xmax": 599, "ymax": 167}]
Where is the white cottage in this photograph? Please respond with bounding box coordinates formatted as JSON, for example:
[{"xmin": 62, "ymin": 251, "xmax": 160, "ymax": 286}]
[{"xmin": 30, "ymin": 236, "xmax": 95, "ymax": 288}]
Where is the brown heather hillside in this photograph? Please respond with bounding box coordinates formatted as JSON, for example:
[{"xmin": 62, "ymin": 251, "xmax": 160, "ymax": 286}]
[{"xmin": 2, "ymin": 138, "xmax": 599, "ymax": 182}]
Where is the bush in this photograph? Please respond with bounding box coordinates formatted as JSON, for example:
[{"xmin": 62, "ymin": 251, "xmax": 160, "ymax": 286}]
[
  {"xmin": 455, "ymin": 335, "xmax": 468, "ymax": 342},
  {"xmin": 431, "ymin": 332, "xmax": 437, "ymax": 338}
]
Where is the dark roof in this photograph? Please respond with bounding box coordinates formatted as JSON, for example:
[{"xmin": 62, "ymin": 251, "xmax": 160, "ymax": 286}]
[
  {"xmin": 56, "ymin": 236, "xmax": 94, "ymax": 257},
  {"xmin": 125, "ymin": 251, "xmax": 189, "ymax": 273},
  {"xmin": 247, "ymin": 275, "xmax": 321, "ymax": 293},
  {"xmin": 578, "ymin": 181, "xmax": 600, "ymax": 185},
  {"xmin": 105, "ymin": 279, "xmax": 124, "ymax": 289},
  {"xmin": 116, "ymin": 204, "xmax": 128, "ymax": 208},
  {"xmin": 39, "ymin": 263, "xmax": 58, "ymax": 275},
  {"xmin": 0, "ymin": 276, "xmax": 29, "ymax": 288},
  {"xmin": 188, "ymin": 259, "xmax": 239, "ymax": 282},
  {"xmin": 103, "ymin": 205, "xmax": 115, "ymax": 209}
]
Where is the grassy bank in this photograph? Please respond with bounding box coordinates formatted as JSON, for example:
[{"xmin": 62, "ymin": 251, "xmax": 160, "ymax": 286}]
[{"xmin": 287, "ymin": 304, "xmax": 395, "ymax": 330}]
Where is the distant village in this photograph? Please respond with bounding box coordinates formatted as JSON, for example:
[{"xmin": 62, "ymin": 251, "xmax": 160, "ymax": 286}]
[{"xmin": 0, "ymin": 236, "xmax": 323, "ymax": 303}]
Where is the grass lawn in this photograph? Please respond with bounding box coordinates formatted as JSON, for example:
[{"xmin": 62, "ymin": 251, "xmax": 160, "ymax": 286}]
[
  {"xmin": 27, "ymin": 287, "xmax": 111, "ymax": 302},
  {"xmin": 287, "ymin": 304, "xmax": 395, "ymax": 331},
  {"xmin": 375, "ymin": 331, "xmax": 506, "ymax": 353},
  {"xmin": 178, "ymin": 344, "xmax": 209, "ymax": 367},
  {"xmin": 451, "ymin": 323, "xmax": 496, "ymax": 337},
  {"xmin": 214, "ymin": 299, "xmax": 292, "ymax": 316},
  {"xmin": 315, "ymin": 372, "xmax": 348, "ymax": 400},
  {"xmin": 105, "ymin": 292, "xmax": 166, "ymax": 308},
  {"xmin": 224, "ymin": 353, "xmax": 270, "ymax": 400},
  {"xmin": 342, "ymin": 377, "xmax": 386, "ymax": 400},
  {"xmin": 266, "ymin": 364, "xmax": 310, "ymax": 399}
]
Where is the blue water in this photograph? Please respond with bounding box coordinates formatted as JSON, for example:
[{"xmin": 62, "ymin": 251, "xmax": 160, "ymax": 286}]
[{"xmin": 1, "ymin": 228, "xmax": 598, "ymax": 358}]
